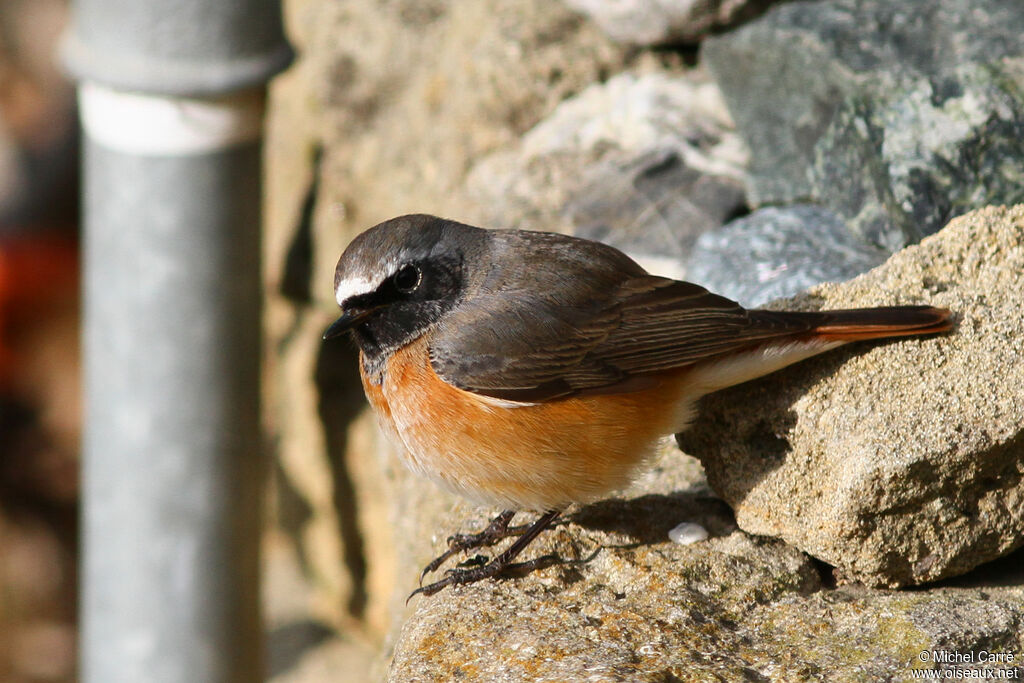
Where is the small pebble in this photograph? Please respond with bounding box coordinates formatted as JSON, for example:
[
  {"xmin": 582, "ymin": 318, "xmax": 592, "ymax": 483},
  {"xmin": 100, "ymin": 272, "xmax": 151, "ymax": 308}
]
[{"xmin": 668, "ymin": 522, "xmax": 709, "ymax": 545}]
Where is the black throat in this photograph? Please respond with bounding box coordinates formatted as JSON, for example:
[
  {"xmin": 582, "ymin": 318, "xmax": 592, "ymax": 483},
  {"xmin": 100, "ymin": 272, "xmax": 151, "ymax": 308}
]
[
  {"xmin": 350, "ymin": 253, "xmax": 465, "ymax": 383},
  {"xmin": 353, "ymin": 302, "xmax": 443, "ymax": 382}
]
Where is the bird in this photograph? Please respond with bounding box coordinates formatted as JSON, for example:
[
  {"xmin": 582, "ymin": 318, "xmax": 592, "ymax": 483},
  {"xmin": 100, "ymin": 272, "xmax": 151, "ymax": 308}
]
[{"xmin": 322, "ymin": 213, "xmax": 953, "ymax": 597}]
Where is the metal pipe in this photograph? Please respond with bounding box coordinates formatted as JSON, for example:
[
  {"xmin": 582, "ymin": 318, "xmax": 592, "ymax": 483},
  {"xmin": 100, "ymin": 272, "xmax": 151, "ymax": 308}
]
[
  {"xmin": 62, "ymin": 0, "xmax": 292, "ymax": 96},
  {"xmin": 62, "ymin": 2, "xmax": 291, "ymax": 681}
]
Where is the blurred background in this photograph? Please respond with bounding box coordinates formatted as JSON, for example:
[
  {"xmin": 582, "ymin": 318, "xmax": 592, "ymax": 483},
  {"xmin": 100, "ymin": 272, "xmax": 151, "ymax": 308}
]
[{"xmin": 0, "ymin": 1, "xmax": 79, "ymax": 681}]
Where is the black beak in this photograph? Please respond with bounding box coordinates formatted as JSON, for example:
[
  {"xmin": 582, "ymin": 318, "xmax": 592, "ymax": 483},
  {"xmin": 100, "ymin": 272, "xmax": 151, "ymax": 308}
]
[{"xmin": 322, "ymin": 308, "xmax": 371, "ymax": 340}]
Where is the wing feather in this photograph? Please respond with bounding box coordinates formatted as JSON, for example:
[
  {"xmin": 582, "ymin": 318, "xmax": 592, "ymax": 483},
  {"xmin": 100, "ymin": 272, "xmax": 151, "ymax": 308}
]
[{"xmin": 428, "ymin": 272, "xmax": 820, "ymax": 402}]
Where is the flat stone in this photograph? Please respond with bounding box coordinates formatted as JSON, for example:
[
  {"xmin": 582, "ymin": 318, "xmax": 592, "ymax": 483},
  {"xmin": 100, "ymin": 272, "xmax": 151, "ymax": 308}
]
[
  {"xmin": 390, "ymin": 490, "xmax": 1024, "ymax": 680},
  {"xmin": 391, "ymin": 492, "xmax": 823, "ymax": 681}
]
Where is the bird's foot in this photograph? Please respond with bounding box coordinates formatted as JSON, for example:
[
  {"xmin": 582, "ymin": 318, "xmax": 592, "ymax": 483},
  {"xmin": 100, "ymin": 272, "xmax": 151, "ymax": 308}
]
[
  {"xmin": 419, "ymin": 509, "xmax": 528, "ymax": 581},
  {"xmin": 410, "ymin": 553, "xmax": 560, "ymax": 599},
  {"xmin": 411, "ymin": 509, "xmax": 562, "ymax": 599}
]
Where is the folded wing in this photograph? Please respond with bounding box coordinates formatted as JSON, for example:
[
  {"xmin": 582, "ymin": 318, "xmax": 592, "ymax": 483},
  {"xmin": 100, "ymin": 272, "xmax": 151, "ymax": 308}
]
[{"xmin": 429, "ymin": 275, "xmax": 819, "ymax": 402}]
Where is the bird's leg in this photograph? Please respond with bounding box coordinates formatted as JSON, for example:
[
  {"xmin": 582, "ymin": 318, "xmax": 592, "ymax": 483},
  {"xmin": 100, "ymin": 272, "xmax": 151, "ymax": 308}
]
[
  {"xmin": 411, "ymin": 509, "xmax": 561, "ymax": 599},
  {"xmin": 419, "ymin": 509, "xmax": 529, "ymax": 581}
]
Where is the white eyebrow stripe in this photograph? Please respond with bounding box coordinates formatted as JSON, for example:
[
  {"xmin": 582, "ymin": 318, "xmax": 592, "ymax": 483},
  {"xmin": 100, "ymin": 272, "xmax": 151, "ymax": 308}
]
[
  {"xmin": 335, "ymin": 276, "xmax": 376, "ymax": 306},
  {"xmin": 334, "ymin": 254, "xmax": 402, "ymax": 306}
]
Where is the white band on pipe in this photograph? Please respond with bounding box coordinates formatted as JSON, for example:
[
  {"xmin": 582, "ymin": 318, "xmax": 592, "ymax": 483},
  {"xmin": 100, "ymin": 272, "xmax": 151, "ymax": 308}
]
[{"xmin": 79, "ymin": 82, "xmax": 265, "ymax": 156}]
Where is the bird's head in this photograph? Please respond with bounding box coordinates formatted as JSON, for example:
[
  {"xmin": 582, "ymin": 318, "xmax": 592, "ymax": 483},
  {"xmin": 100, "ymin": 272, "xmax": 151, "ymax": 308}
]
[{"xmin": 324, "ymin": 214, "xmax": 484, "ymax": 362}]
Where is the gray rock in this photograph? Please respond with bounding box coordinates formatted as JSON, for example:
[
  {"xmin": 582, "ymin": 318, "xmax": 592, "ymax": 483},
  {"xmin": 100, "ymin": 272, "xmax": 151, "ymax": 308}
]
[
  {"xmin": 678, "ymin": 205, "xmax": 1024, "ymax": 588},
  {"xmin": 703, "ymin": 0, "xmax": 1024, "ymax": 235},
  {"xmin": 686, "ymin": 204, "xmax": 888, "ymax": 307},
  {"xmin": 563, "ymin": 0, "xmax": 781, "ymax": 45},
  {"xmin": 465, "ymin": 70, "xmax": 748, "ymax": 271},
  {"xmin": 810, "ymin": 59, "xmax": 1024, "ymax": 252},
  {"xmin": 567, "ymin": 148, "xmax": 746, "ymax": 274}
]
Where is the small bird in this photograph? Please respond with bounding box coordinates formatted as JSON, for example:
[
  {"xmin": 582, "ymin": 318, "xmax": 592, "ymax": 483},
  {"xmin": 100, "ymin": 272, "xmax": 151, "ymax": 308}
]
[{"xmin": 323, "ymin": 214, "xmax": 952, "ymax": 597}]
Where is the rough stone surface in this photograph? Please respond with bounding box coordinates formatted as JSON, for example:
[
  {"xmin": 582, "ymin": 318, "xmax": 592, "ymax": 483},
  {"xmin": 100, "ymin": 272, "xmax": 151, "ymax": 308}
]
[
  {"xmin": 389, "ymin": 469, "xmax": 1024, "ymax": 681},
  {"xmin": 686, "ymin": 204, "xmax": 888, "ymax": 307},
  {"xmin": 703, "ymin": 0, "xmax": 1024, "ymax": 245},
  {"xmin": 678, "ymin": 205, "xmax": 1024, "ymax": 588},
  {"xmin": 563, "ymin": 0, "xmax": 782, "ymax": 45},
  {"xmin": 392, "ymin": 581, "xmax": 1024, "ymax": 680},
  {"xmin": 809, "ymin": 58, "xmax": 1024, "ymax": 252},
  {"xmin": 389, "ymin": 478, "xmax": 824, "ymax": 681}
]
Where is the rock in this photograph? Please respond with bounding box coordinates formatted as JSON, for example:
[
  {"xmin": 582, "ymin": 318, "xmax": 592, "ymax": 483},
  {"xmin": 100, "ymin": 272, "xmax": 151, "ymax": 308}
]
[
  {"xmin": 810, "ymin": 59, "xmax": 1024, "ymax": 252},
  {"xmin": 737, "ymin": 571, "xmax": 1024, "ymax": 680},
  {"xmin": 390, "ymin": 472, "xmax": 1024, "ymax": 680},
  {"xmin": 686, "ymin": 204, "xmax": 888, "ymax": 307},
  {"xmin": 678, "ymin": 205, "xmax": 1024, "ymax": 587},
  {"xmin": 563, "ymin": 0, "xmax": 782, "ymax": 46},
  {"xmin": 566, "ymin": 148, "xmax": 746, "ymax": 277},
  {"xmin": 391, "ymin": 487, "xmax": 825, "ymax": 681},
  {"xmin": 465, "ymin": 69, "xmax": 748, "ymax": 270},
  {"xmin": 392, "ymin": 583, "xmax": 1024, "ymax": 681},
  {"xmin": 703, "ymin": 0, "xmax": 1024, "ymax": 249}
]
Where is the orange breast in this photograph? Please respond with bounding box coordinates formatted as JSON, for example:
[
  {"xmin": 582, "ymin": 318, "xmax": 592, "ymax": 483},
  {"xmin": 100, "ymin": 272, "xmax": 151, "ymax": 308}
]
[{"xmin": 361, "ymin": 337, "xmax": 692, "ymax": 511}]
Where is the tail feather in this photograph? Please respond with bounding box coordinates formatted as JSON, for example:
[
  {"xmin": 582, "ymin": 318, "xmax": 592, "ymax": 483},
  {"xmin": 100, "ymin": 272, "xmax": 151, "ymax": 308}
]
[
  {"xmin": 683, "ymin": 305, "xmax": 953, "ymax": 399},
  {"xmin": 806, "ymin": 305, "xmax": 953, "ymax": 342}
]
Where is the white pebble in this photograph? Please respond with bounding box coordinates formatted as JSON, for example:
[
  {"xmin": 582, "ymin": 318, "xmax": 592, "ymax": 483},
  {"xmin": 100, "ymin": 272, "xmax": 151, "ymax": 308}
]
[{"xmin": 668, "ymin": 522, "xmax": 709, "ymax": 545}]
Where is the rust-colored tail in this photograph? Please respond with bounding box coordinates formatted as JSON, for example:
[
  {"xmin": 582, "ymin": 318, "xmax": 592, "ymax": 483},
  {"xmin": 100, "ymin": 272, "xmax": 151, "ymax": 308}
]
[{"xmin": 805, "ymin": 305, "xmax": 953, "ymax": 342}]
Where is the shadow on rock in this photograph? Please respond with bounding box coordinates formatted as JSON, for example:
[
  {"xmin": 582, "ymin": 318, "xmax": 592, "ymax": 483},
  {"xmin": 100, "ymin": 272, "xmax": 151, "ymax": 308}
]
[{"xmin": 570, "ymin": 492, "xmax": 736, "ymax": 546}]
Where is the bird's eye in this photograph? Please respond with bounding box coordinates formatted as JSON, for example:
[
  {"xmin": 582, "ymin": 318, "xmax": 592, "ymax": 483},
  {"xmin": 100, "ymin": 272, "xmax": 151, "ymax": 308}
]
[{"xmin": 393, "ymin": 263, "xmax": 421, "ymax": 293}]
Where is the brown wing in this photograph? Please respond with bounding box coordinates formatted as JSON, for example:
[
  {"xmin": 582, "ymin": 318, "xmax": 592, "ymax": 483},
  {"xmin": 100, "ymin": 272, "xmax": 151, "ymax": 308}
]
[
  {"xmin": 586, "ymin": 277, "xmax": 819, "ymax": 375},
  {"xmin": 429, "ymin": 274, "xmax": 819, "ymax": 402}
]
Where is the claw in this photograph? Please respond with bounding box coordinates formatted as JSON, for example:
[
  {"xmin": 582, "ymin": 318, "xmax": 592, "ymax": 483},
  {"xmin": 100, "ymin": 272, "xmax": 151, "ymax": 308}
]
[
  {"xmin": 418, "ymin": 509, "xmax": 518, "ymax": 581},
  {"xmin": 408, "ymin": 509, "xmax": 563, "ymax": 599},
  {"xmin": 407, "ymin": 553, "xmax": 562, "ymax": 602}
]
